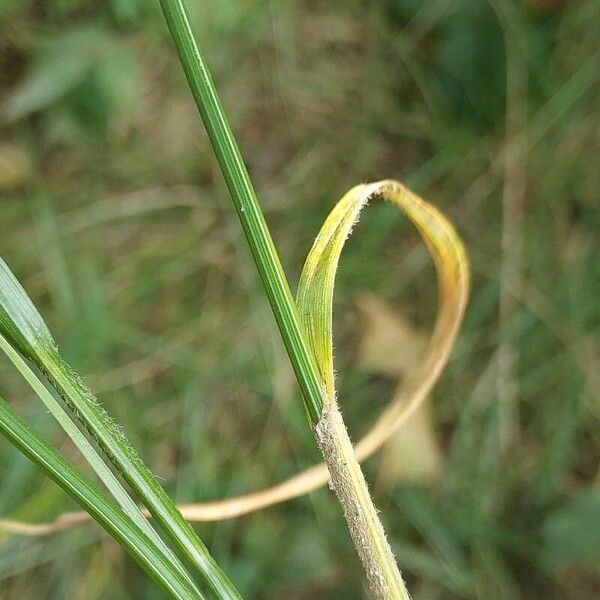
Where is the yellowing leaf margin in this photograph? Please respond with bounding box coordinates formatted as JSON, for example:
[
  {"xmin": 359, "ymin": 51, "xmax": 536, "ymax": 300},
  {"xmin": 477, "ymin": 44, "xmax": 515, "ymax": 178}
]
[{"xmin": 0, "ymin": 179, "xmax": 469, "ymax": 533}]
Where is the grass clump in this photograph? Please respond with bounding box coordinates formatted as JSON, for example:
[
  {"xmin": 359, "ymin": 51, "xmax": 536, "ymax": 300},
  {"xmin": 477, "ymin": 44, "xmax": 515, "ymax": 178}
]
[
  {"xmin": 0, "ymin": 0, "xmax": 598, "ymax": 598},
  {"xmin": 0, "ymin": 256, "xmax": 242, "ymax": 599}
]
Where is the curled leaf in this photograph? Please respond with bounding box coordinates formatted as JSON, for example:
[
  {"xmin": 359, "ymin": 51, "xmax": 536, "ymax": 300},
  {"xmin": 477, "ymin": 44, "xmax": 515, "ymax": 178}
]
[
  {"xmin": 297, "ymin": 179, "xmax": 468, "ymax": 407},
  {"xmin": 0, "ymin": 179, "xmax": 469, "ymax": 532}
]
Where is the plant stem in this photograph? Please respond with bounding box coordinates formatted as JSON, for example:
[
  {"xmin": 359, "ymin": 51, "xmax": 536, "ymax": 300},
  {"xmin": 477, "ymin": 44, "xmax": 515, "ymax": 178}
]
[
  {"xmin": 158, "ymin": 1, "xmax": 409, "ymax": 597},
  {"xmin": 317, "ymin": 401, "xmax": 410, "ymax": 599},
  {"xmin": 158, "ymin": 0, "xmax": 323, "ymax": 424},
  {"xmin": 0, "ymin": 333, "xmax": 198, "ymax": 593},
  {"xmin": 42, "ymin": 353, "xmax": 240, "ymax": 600},
  {"xmin": 0, "ymin": 257, "xmax": 240, "ymax": 599}
]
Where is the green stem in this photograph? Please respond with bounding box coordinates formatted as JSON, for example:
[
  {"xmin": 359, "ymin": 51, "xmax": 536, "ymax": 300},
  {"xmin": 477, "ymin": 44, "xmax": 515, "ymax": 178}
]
[
  {"xmin": 0, "ymin": 333, "xmax": 198, "ymax": 594},
  {"xmin": 158, "ymin": 0, "xmax": 324, "ymax": 424},
  {"xmin": 42, "ymin": 351, "xmax": 241, "ymax": 600},
  {"xmin": 158, "ymin": 2, "xmax": 409, "ymax": 598},
  {"xmin": 0, "ymin": 257, "xmax": 241, "ymax": 599}
]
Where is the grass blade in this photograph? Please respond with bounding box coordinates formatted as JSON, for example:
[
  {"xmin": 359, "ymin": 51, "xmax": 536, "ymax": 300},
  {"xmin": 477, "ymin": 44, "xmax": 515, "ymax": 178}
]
[
  {"xmin": 0, "ymin": 257, "xmax": 242, "ymax": 600},
  {"xmin": 297, "ymin": 180, "xmax": 469, "ymax": 599},
  {"xmin": 158, "ymin": 0, "xmax": 325, "ymax": 424},
  {"xmin": 0, "ymin": 330, "xmax": 198, "ymax": 592},
  {"xmin": 0, "ymin": 394, "xmax": 202, "ymax": 600},
  {"xmin": 156, "ymin": 3, "xmax": 469, "ymax": 596}
]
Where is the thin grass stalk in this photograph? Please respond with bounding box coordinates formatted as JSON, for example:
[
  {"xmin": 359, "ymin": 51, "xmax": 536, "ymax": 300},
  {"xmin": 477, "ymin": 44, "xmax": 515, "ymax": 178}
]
[
  {"xmin": 158, "ymin": 1, "xmax": 409, "ymax": 597},
  {"xmin": 157, "ymin": 0, "xmax": 324, "ymax": 425},
  {"xmin": 0, "ymin": 395, "xmax": 202, "ymax": 600},
  {"xmin": 0, "ymin": 257, "xmax": 241, "ymax": 600},
  {"xmin": 0, "ymin": 330, "xmax": 198, "ymax": 591}
]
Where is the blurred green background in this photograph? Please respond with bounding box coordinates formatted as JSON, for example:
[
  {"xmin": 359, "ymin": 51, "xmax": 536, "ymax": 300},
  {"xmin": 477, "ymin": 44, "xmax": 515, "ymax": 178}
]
[{"xmin": 1, "ymin": 0, "xmax": 599, "ymax": 598}]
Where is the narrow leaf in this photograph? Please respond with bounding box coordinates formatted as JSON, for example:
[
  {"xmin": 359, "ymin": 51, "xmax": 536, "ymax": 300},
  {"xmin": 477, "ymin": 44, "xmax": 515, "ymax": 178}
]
[
  {"xmin": 297, "ymin": 179, "xmax": 469, "ymax": 406},
  {"xmin": 0, "ymin": 394, "xmax": 202, "ymax": 600},
  {"xmin": 0, "ymin": 257, "xmax": 241, "ymax": 600},
  {"xmin": 0, "ymin": 331, "xmax": 197, "ymax": 591}
]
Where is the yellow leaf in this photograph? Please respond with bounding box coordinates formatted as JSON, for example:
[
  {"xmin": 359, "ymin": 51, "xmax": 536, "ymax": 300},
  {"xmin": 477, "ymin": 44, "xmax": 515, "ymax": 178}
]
[
  {"xmin": 297, "ymin": 180, "xmax": 469, "ymax": 413},
  {"xmin": 1, "ymin": 179, "xmax": 469, "ymax": 533}
]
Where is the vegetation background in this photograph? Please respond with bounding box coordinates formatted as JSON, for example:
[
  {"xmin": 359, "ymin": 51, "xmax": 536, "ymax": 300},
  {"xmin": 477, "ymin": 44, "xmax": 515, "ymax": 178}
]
[{"xmin": 0, "ymin": 0, "xmax": 598, "ymax": 598}]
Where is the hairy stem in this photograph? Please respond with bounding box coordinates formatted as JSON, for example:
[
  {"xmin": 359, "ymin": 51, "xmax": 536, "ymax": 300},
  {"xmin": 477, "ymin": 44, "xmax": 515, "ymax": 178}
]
[
  {"xmin": 316, "ymin": 401, "xmax": 409, "ymax": 600},
  {"xmin": 158, "ymin": 1, "xmax": 409, "ymax": 597}
]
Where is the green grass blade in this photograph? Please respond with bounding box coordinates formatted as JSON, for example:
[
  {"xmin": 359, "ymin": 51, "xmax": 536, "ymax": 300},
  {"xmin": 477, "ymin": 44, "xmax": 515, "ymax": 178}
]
[
  {"xmin": 156, "ymin": 4, "xmax": 412, "ymax": 598},
  {"xmin": 0, "ymin": 394, "xmax": 203, "ymax": 600},
  {"xmin": 0, "ymin": 257, "xmax": 242, "ymax": 600},
  {"xmin": 158, "ymin": 0, "xmax": 325, "ymax": 425},
  {"xmin": 0, "ymin": 331, "xmax": 198, "ymax": 592}
]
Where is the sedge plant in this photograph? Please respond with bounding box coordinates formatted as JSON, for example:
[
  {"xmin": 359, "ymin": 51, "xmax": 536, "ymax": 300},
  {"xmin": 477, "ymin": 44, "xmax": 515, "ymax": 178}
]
[
  {"xmin": 0, "ymin": 257, "xmax": 242, "ymax": 599},
  {"xmin": 0, "ymin": 1, "xmax": 469, "ymax": 598},
  {"xmin": 157, "ymin": 0, "xmax": 469, "ymax": 598}
]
